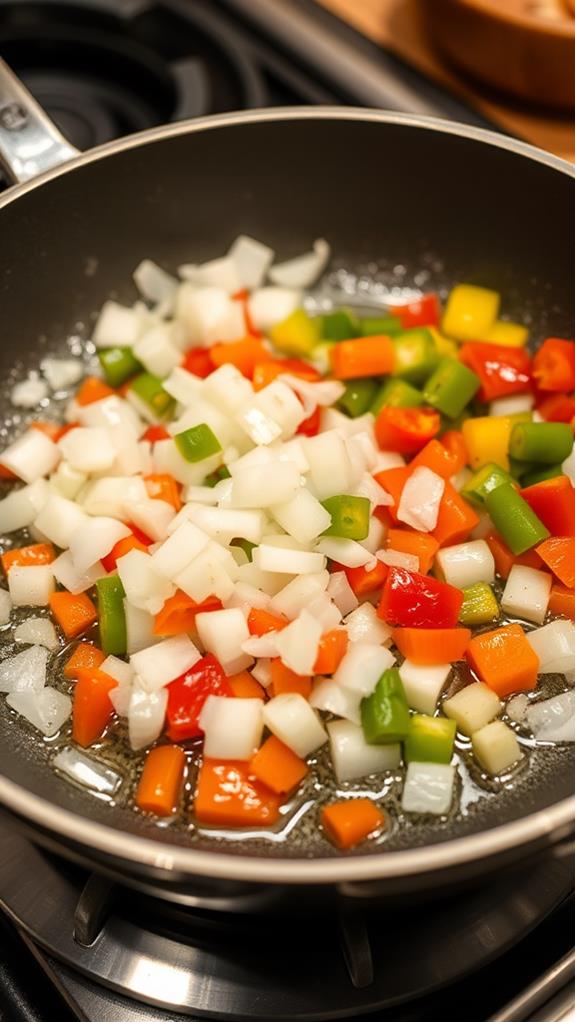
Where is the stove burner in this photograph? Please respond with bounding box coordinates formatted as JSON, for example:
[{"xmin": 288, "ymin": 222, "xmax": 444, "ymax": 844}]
[
  {"xmin": 0, "ymin": 1, "xmax": 267, "ymax": 150},
  {"xmin": 0, "ymin": 828, "xmax": 573, "ymax": 1020}
]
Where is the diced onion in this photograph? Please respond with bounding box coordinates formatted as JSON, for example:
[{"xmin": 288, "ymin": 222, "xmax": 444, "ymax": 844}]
[
  {"xmin": 52, "ymin": 551, "xmax": 106, "ymax": 595},
  {"xmin": 117, "ymin": 549, "xmax": 174, "ymax": 615},
  {"xmin": 254, "ymin": 544, "xmax": 326, "ymax": 575},
  {"xmin": 527, "ymin": 620, "xmax": 575, "ymax": 674},
  {"xmin": 334, "ymin": 642, "xmax": 395, "ymax": 697},
  {"xmin": 304, "ymin": 431, "xmax": 353, "ymax": 501},
  {"xmin": 151, "ymin": 520, "xmax": 210, "ymax": 581},
  {"xmin": 13, "ymin": 618, "xmax": 58, "ymax": 650},
  {"xmin": 279, "ymin": 374, "xmax": 344, "ymax": 418},
  {"xmin": 0, "ymin": 644, "xmax": 48, "ymax": 693},
  {"xmin": 397, "ymin": 466, "xmax": 444, "ymax": 533},
  {"xmin": 0, "ymin": 479, "xmax": 49, "ymax": 533},
  {"xmin": 527, "ymin": 691, "xmax": 575, "ymax": 742},
  {"xmin": 315, "ymin": 537, "xmax": 374, "ymax": 569},
  {"xmin": 0, "ymin": 589, "xmax": 12, "ymax": 625},
  {"xmin": 69, "ymin": 517, "xmax": 131, "ymax": 575},
  {"xmin": 275, "ymin": 609, "xmax": 322, "ymax": 675},
  {"xmin": 130, "ymin": 635, "xmax": 200, "ymax": 691},
  {"xmin": 309, "ymin": 679, "xmax": 361, "ymax": 725},
  {"xmin": 8, "ymin": 565, "xmax": 55, "ymax": 607},
  {"xmin": 328, "ymin": 719, "xmax": 400, "ymax": 782},
  {"xmin": 327, "ymin": 571, "xmax": 359, "ymax": 616},
  {"xmin": 271, "ymin": 571, "xmax": 329, "ymax": 620},
  {"xmin": 435, "ymin": 539, "xmax": 495, "ymax": 589},
  {"xmin": 501, "ymin": 565, "xmax": 552, "ymax": 626},
  {"xmin": 270, "ymin": 488, "xmax": 331, "ymax": 544},
  {"xmin": 34, "ymin": 494, "xmax": 87, "ymax": 549},
  {"xmin": 263, "ymin": 692, "xmax": 327, "ymax": 757},
  {"xmin": 229, "ymin": 235, "xmax": 274, "ymax": 290},
  {"xmin": 133, "ymin": 259, "xmax": 178, "ymax": 308},
  {"xmin": 377, "ymin": 549, "xmax": 419, "ymax": 572},
  {"xmin": 11, "ymin": 375, "xmax": 48, "ymax": 408},
  {"xmin": 199, "ymin": 695, "xmax": 264, "ymax": 760},
  {"xmin": 195, "ymin": 607, "xmax": 252, "ymax": 676},
  {"xmin": 248, "ymin": 287, "xmax": 301, "ymax": 333},
  {"xmin": 402, "ymin": 762, "xmax": 455, "ymax": 815},
  {"xmin": 8, "ymin": 687, "xmax": 71, "ymax": 736},
  {"xmin": 399, "ymin": 660, "xmax": 451, "ymax": 715},
  {"xmin": 53, "ymin": 746, "xmax": 122, "ymax": 794},
  {"xmin": 128, "ymin": 687, "xmax": 167, "ymax": 750},
  {"xmin": 0, "ymin": 429, "xmax": 60, "ymax": 484},
  {"xmin": 268, "ymin": 239, "xmax": 330, "ymax": 288}
]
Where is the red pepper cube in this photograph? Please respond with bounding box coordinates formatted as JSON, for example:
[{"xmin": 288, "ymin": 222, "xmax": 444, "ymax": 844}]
[
  {"xmin": 166, "ymin": 654, "xmax": 232, "ymax": 742},
  {"xmin": 532, "ymin": 338, "xmax": 575, "ymax": 393},
  {"xmin": 375, "ymin": 406, "xmax": 441, "ymax": 455},
  {"xmin": 395, "ymin": 293, "xmax": 440, "ymax": 330},
  {"xmin": 377, "ymin": 566, "xmax": 463, "ymax": 628},
  {"xmin": 521, "ymin": 476, "xmax": 575, "ymax": 538},
  {"xmin": 459, "ymin": 343, "xmax": 531, "ymax": 402}
]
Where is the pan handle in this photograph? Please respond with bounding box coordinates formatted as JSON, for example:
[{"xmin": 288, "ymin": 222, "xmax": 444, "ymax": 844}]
[{"xmin": 0, "ymin": 57, "xmax": 79, "ymax": 186}]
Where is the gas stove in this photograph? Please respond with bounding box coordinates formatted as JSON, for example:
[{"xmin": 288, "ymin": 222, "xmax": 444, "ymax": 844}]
[{"xmin": 1, "ymin": 1, "xmax": 574, "ymax": 1020}]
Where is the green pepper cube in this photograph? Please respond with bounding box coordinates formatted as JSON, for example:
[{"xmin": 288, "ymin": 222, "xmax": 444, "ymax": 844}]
[
  {"xmin": 423, "ymin": 357, "xmax": 481, "ymax": 419},
  {"xmin": 130, "ymin": 372, "xmax": 175, "ymax": 419},
  {"xmin": 509, "ymin": 422, "xmax": 574, "ymax": 465},
  {"xmin": 461, "ymin": 462, "xmax": 513, "ymax": 507},
  {"xmin": 485, "ymin": 482, "xmax": 549, "ymax": 555},
  {"xmin": 337, "ymin": 378, "xmax": 379, "ymax": 418},
  {"xmin": 370, "ymin": 378, "xmax": 423, "ymax": 416},
  {"xmin": 392, "ymin": 328, "xmax": 439, "ymax": 385},
  {"xmin": 361, "ymin": 314, "xmax": 403, "ymax": 337},
  {"xmin": 521, "ymin": 463, "xmax": 565, "ymax": 487},
  {"xmin": 98, "ymin": 347, "xmax": 142, "ymax": 388},
  {"xmin": 321, "ymin": 494, "xmax": 370, "ymax": 541},
  {"xmin": 459, "ymin": 582, "xmax": 500, "ymax": 626},
  {"xmin": 361, "ymin": 668, "xmax": 411, "ymax": 744},
  {"xmin": 205, "ymin": 465, "xmax": 231, "ymax": 487},
  {"xmin": 404, "ymin": 714, "xmax": 456, "ymax": 764},
  {"xmin": 231, "ymin": 538, "xmax": 256, "ymax": 562},
  {"xmin": 270, "ymin": 309, "xmax": 320, "ymax": 356},
  {"xmin": 96, "ymin": 575, "xmax": 127, "ymax": 656},
  {"xmin": 175, "ymin": 423, "xmax": 222, "ymax": 463},
  {"xmin": 320, "ymin": 309, "xmax": 359, "ymax": 341}
]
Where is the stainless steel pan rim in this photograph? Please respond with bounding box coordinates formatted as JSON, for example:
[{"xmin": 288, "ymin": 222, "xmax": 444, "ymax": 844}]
[{"xmin": 2, "ymin": 105, "xmax": 575, "ymax": 883}]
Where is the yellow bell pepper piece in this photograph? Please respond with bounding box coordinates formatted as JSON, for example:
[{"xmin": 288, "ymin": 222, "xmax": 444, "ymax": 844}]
[
  {"xmin": 428, "ymin": 327, "xmax": 459, "ymax": 360},
  {"xmin": 270, "ymin": 309, "xmax": 320, "ymax": 356},
  {"xmin": 442, "ymin": 284, "xmax": 500, "ymax": 341},
  {"xmin": 482, "ymin": 320, "xmax": 529, "ymax": 348},
  {"xmin": 462, "ymin": 415, "xmax": 512, "ymax": 471}
]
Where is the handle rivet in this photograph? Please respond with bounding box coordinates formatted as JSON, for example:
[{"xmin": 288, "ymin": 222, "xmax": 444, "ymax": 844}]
[{"xmin": 0, "ymin": 102, "xmax": 27, "ymax": 131}]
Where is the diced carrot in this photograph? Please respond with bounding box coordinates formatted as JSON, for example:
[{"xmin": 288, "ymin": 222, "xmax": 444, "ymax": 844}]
[
  {"xmin": 247, "ymin": 608, "xmax": 288, "ymax": 636},
  {"xmin": 30, "ymin": 421, "xmax": 61, "ymax": 441},
  {"xmin": 210, "ymin": 337, "xmax": 273, "ymax": 379},
  {"xmin": 144, "ymin": 473, "xmax": 182, "ymax": 512},
  {"xmin": 549, "ymin": 583, "xmax": 575, "ymax": 620},
  {"xmin": 64, "ymin": 642, "xmax": 106, "ymax": 679},
  {"xmin": 227, "ymin": 672, "xmax": 267, "ymax": 699},
  {"xmin": 250, "ymin": 735, "xmax": 308, "ymax": 794},
  {"xmin": 410, "ymin": 439, "xmax": 459, "ymax": 480},
  {"xmin": 100, "ymin": 533, "xmax": 148, "ymax": 573},
  {"xmin": 141, "ymin": 425, "xmax": 170, "ymax": 443},
  {"xmin": 72, "ymin": 668, "xmax": 117, "ymax": 747},
  {"xmin": 392, "ymin": 627, "xmax": 471, "ymax": 665},
  {"xmin": 154, "ymin": 590, "xmax": 222, "ymax": 636},
  {"xmin": 537, "ymin": 537, "xmax": 575, "ymax": 589},
  {"xmin": 269, "ymin": 659, "xmax": 311, "ymax": 698},
  {"xmin": 194, "ymin": 759, "xmax": 281, "ymax": 826},
  {"xmin": 1, "ymin": 542, "xmax": 55, "ymax": 575},
  {"xmin": 76, "ymin": 376, "xmax": 115, "ymax": 406},
  {"xmin": 322, "ymin": 799, "xmax": 385, "ymax": 850},
  {"xmin": 432, "ymin": 483, "xmax": 479, "ymax": 547},
  {"xmin": 330, "ymin": 335, "xmax": 394, "ymax": 380},
  {"xmin": 252, "ymin": 358, "xmax": 320, "ymax": 391},
  {"xmin": 385, "ymin": 529, "xmax": 439, "ymax": 574},
  {"xmin": 440, "ymin": 430, "xmax": 468, "ymax": 473},
  {"xmin": 337, "ymin": 558, "xmax": 389, "ymax": 598},
  {"xmin": 466, "ymin": 623, "xmax": 539, "ymax": 697},
  {"xmin": 0, "ymin": 465, "xmax": 17, "ymax": 480},
  {"xmin": 136, "ymin": 745, "xmax": 186, "ymax": 816},
  {"xmin": 373, "ymin": 467, "xmax": 410, "ymax": 523},
  {"xmin": 485, "ymin": 530, "xmax": 542, "ymax": 580},
  {"xmin": 521, "ymin": 476, "xmax": 575, "ymax": 537},
  {"xmin": 313, "ymin": 629, "xmax": 348, "ymax": 674},
  {"xmin": 49, "ymin": 592, "xmax": 98, "ymax": 640}
]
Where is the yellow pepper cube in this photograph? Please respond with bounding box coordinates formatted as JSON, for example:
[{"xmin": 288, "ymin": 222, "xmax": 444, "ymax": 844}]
[
  {"xmin": 270, "ymin": 309, "xmax": 320, "ymax": 356},
  {"xmin": 462, "ymin": 415, "xmax": 512, "ymax": 471},
  {"xmin": 442, "ymin": 284, "xmax": 500, "ymax": 341},
  {"xmin": 428, "ymin": 327, "xmax": 459, "ymax": 360},
  {"xmin": 483, "ymin": 320, "xmax": 529, "ymax": 348}
]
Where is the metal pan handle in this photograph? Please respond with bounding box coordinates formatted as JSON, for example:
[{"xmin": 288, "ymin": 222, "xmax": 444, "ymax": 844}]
[{"xmin": 0, "ymin": 57, "xmax": 79, "ymax": 186}]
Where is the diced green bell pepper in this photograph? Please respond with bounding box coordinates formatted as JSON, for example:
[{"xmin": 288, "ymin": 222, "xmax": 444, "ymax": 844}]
[
  {"xmin": 423, "ymin": 357, "xmax": 481, "ymax": 419},
  {"xmin": 361, "ymin": 668, "xmax": 411, "ymax": 745},
  {"xmin": 96, "ymin": 575, "xmax": 127, "ymax": 656},
  {"xmin": 205, "ymin": 465, "xmax": 231, "ymax": 487},
  {"xmin": 509, "ymin": 422, "xmax": 574, "ymax": 465},
  {"xmin": 461, "ymin": 462, "xmax": 513, "ymax": 507},
  {"xmin": 231, "ymin": 538, "xmax": 256, "ymax": 562},
  {"xmin": 319, "ymin": 309, "xmax": 359, "ymax": 341},
  {"xmin": 521, "ymin": 464, "xmax": 565, "ymax": 487},
  {"xmin": 337, "ymin": 378, "xmax": 379, "ymax": 418},
  {"xmin": 404, "ymin": 714, "xmax": 456, "ymax": 764},
  {"xmin": 370, "ymin": 378, "xmax": 423, "ymax": 415},
  {"xmin": 130, "ymin": 372, "xmax": 175, "ymax": 419},
  {"xmin": 175, "ymin": 423, "xmax": 222, "ymax": 463},
  {"xmin": 485, "ymin": 483, "xmax": 549, "ymax": 555},
  {"xmin": 459, "ymin": 582, "xmax": 500, "ymax": 626},
  {"xmin": 321, "ymin": 494, "xmax": 370, "ymax": 541},
  {"xmin": 508, "ymin": 456, "xmax": 535, "ymax": 481},
  {"xmin": 360, "ymin": 314, "xmax": 403, "ymax": 337},
  {"xmin": 270, "ymin": 309, "xmax": 320, "ymax": 356},
  {"xmin": 392, "ymin": 328, "xmax": 439, "ymax": 385},
  {"xmin": 98, "ymin": 347, "xmax": 142, "ymax": 388}
]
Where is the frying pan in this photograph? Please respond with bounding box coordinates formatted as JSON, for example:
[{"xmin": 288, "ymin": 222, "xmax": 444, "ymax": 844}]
[{"xmin": 1, "ymin": 58, "xmax": 575, "ymax": 908}]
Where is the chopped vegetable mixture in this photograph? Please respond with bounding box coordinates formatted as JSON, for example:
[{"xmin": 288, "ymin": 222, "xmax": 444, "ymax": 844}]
[{"xmin": 2, "ymin": 238, "xmax": 575, "ymax": 852}]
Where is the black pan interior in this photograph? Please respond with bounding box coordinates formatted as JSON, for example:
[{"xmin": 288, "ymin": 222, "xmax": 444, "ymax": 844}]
[{"xmin": 1, "ymin": 114, "xmax": 575, "ymax": 859}]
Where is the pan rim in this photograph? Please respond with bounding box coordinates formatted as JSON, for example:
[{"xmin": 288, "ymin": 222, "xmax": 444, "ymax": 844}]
[{"xmin": 2, "ymin": 105, "xmax": 575, "ymax": 883}]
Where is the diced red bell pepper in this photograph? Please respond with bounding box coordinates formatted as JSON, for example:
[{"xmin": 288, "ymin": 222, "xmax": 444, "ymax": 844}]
[
  {"xmin": 536, "ymin": 393, "xmax": 575, "ymax": 423},
  {"xmin": 459, "ymin": 343, "xmax": 531, "ymax": 402},
  {"xmin": 377, "ymin": 566, "xmax": 463, "ymax": 628},
  {"xmin": 296, "ymin": 404, "xmax": 321, "ymax": 437},
  {"xmin": 141, "ymin": 424, "xmax": 171, "ymax": 443},
  {"xmin": 331, "ymin": 559, "xmax": 388, "ymax": 598},
  {"xmin": 182, "ymin": 347, "xmax": 215, "ymax": 379},
  {"xmin": 521, "ymin": 476, "xmax": 575, "ymax": 537},
  {"xmin": 233, "ymin": 288, "xmax": 261, "ymax": 338},
  {"xmin": 532, "ymin": 338, "xmax": 575, "ymax": 393},
  {"xmin": 394, "ymin": 293, "xmax": 440, "ymax": 329},
  {"xmin": 100, "ymin": 532, "xmax": 149, "ymax": 573},
  {"xmin": 166, "ymin": 654, "xmax": 233, "ymax": 741},
  {"xmin": 375, "ymin": 406, "xmax": 441, "ymax": 454}
]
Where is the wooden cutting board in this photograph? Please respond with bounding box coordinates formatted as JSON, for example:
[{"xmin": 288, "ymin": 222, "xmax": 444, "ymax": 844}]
[{"xmin": 318, "ymin": 0, "xmax": 575, "ymax": 162}]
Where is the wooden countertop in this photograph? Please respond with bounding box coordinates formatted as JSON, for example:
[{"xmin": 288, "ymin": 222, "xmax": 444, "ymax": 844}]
[{"xmin": 318, "ymin": 0, "xmax": 575, "ymax": 162}]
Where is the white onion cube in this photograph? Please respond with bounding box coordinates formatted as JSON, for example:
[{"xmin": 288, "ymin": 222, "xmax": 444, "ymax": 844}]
[
  {"xmin": 334, "ymin": 642, "xmax": 395, "ymax": 697},
  {"xmin": 69, "ymin": 517, "xmax": 131, "ymax": 576},
  {"xmin": 271, "ymin": 488, "xmax": 332, "ymax": 544},
  {"xmin": 399, "ymin": 660, "xmax": 451, "ymax": 716},
  {"xmin": 263, "ymin": 693, "xmax": 327, "ymax": 757},
  {"xmin": 0, "ymin": 430, "xmax": 60, "ymax": 483},
  {"xmin": 130, "ymin": 635, "xmax": 200, "ymax": 691},
  {"xmin": 526, "ymin": 620, "xmax": 575, "ymax": 674},
  {"xmin": 13, "ymin": 618, "xmax": 58, "ymax": 650},
  {"xmin": 128, "ymin": 687, "xmax": 168, "ymax": 750},
  {"xmin": 501, "ymin": 565, "xmax": 552, "ymax": 626},
  {"xmin": 472, "ymin": 720, "xmax": 522, "ymax": 775},
  {"xmin": 34, "ymin": 494, "xmax": 87, "ymax": 549},
  {"xmin": 443, "ymin": 683, "xmax": 502, "ymax": 736},
  {"xmin": 0, "ymin": 644, "xmax": 48, "ymax": 693},
  {"xmin": 402, "ymin": 762, "xmax": 455, "ymax": 815},
  {"xmin": 328, "ymin": 719, "xmax": 400, "ymax": 782},
  {"xmin": 195, "ymin": 607, "xmax": 251, "ymax": 675},
  {"xmin": 435, "ymin": 540, "xmax": 495, "ymax": 589},
  {"xmin": 200, "ymin": 695, "xmax": 263, "ymax": 760},
  {"xmin": 8, "ymin": 565, "xmax": 54, "ymax": 607},
  {"xmin": 274, "ymin": 610, "xmax": 322, "ymax": 676},
  {"xmin": 344, "ymin": 603, "xmax": 392, "ymax": 646},
  {"xmin": 7, "ymin": 686, "xmax": 71, "ymax": 736}
]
